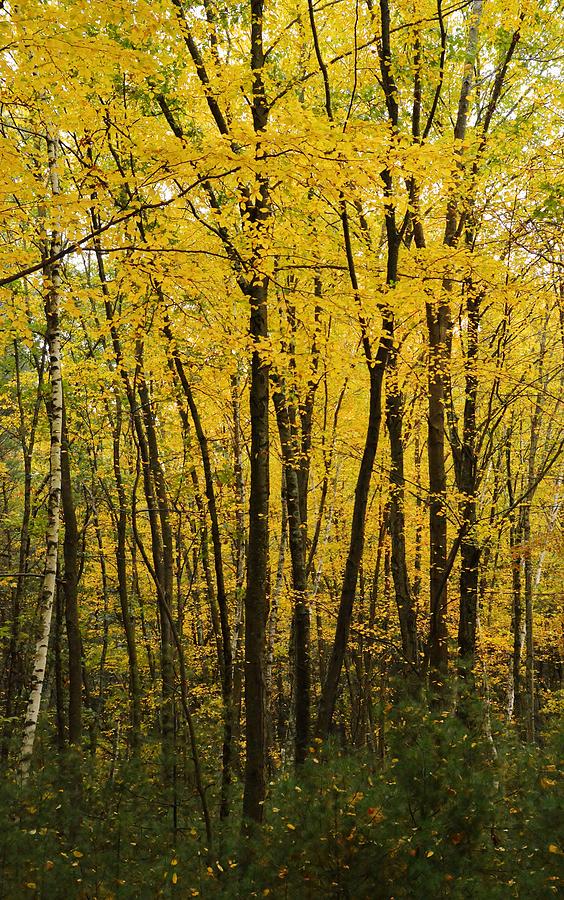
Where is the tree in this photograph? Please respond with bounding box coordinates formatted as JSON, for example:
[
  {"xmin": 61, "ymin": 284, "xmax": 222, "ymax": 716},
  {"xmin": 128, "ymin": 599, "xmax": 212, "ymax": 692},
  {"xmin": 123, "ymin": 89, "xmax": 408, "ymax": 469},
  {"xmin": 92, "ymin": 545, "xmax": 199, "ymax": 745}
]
[
  {"xmin": 0, "ymin": 1, "xmax": 562, "ymax": 872},
  {"xmin": 20, "ymin": 131, "xmax": 64, "ymax": 778}
]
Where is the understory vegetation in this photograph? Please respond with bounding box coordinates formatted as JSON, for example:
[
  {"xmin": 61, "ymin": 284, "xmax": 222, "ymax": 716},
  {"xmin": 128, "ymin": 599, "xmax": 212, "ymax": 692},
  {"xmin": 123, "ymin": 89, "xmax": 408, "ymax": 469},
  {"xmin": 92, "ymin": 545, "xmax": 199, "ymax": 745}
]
[{"xmin": 2, "ymin": 698, "xmax": 563, "ymax": 898}]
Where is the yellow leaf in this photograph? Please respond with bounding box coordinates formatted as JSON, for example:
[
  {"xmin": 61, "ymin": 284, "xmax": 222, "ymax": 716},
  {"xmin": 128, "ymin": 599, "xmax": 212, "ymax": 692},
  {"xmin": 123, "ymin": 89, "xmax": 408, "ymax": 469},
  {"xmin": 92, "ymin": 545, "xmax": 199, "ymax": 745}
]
[
  {"xmin": 540, "ymin": 778, "xmax": 556, "ymax": 789},
  {"xmin": 172, "ymin": 872, "xmax": 178, "ymax": 884}
]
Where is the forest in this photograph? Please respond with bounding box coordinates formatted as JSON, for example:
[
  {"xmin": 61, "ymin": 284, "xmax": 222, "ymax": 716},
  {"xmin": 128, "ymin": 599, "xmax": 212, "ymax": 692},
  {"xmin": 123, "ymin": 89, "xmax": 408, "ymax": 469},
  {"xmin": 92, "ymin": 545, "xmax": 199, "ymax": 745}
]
[{"xmin": 0, "ymin": 0, "xmax": 562, "ymax": 896}]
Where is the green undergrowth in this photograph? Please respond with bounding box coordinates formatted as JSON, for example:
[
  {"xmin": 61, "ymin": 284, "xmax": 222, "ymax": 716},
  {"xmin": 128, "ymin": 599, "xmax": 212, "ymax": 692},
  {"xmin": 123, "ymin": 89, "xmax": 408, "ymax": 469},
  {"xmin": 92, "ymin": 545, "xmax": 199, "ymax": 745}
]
[{"xmin": 1, "ymin": 701, "xmax": 562, "ymax": 898}]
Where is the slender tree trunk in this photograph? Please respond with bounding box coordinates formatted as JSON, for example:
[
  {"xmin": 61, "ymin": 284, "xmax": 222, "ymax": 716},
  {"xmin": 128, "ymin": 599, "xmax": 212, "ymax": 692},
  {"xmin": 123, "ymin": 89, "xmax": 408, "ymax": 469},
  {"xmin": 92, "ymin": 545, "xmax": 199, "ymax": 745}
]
[
  {"xmin": 86, "ymin": 485, "xmax": 108, "ymax": 743},
  {"xmin": 231, "ymin": 371, "xmax": 247, "ymax": 604},
  {"xmin": 272, "ymin": 382, "xmax": 310, "ymax": 764},
  {"xmin": 506, "ymin": 432, "xmax": 523, "ymax": 721},
  {"xmin": 243, "ymin": 271, "xmax": 270, "ymax": 822},
  {"xmin": 362, "ymin": 502, "xmax": 389, "ymax": 738},
  {"xmin": 61, "ymin": 402, "xmax": 82, "ymax": 746},
  {"xmin": 521, "ymin": 324, "xmax": 547, "ymax": 741},
  {"xmin": 162, "ymin": 317, "xmax": 233, "ymax": 816},
  {"xmin": 111, "ymin": 399, "xmax": 141, "ymax": 751},
  {"xmin": 429, "ymin": 0, "xmax": 483, "ymax": 680},
  {"xmin": 426, "ymin": 298, "xmax": 450, "ymax": 677},
  {"xmin": 509, "ymin": 520, "xmax": 523, "ymax": 722},
  {"xmin": 131, "ymin": 534, "xmax": 156, "ymax": 686},
  {"xmin": 304, "ymin": 8, "xmax": 395, "ymax": 730},
  {"xmin": 135, "ymin": 345, "xmax": 176, "ymax": 780},
  {"xmin": 316, "ymin": 342, "xmax": 390, "ymax": 737},
  {"xmin": 241, "ymin": 0, "xmax": 272, "ymax": 825},
  {"xmin": 54, "ymin": 579, "xmax": 65, "ymax": 752},
  {"xmin": 413, "ymin": 423, "xmax": 423, "ymax": 604},
  {"xmin": 297, "ymin": 294, "xmax": 321, "ymax": 535},
  {"xmin": 266, "ymin": 479, "xmax": 286, "ymax": 698},
  {"xmin": 385, "ymin": 349, "xmax": 419, "ymax": 671},
  {"xmin": 3, "ymin": 343, "xmax": 44, "ymax": 759},
  {"xmin": 230, "ymin": 375, "xmax": 246, "ymax": 776},
  {"xmin": 456, "ymin": 284, "xmax": 482, "ymax": 668},
  {"xmin": 523, "ymin": 504, "xmax": 534, "ymax": 741},
  {"xmin": 21, "ymin": 131, "xmax": 63, "ymax": 779}
]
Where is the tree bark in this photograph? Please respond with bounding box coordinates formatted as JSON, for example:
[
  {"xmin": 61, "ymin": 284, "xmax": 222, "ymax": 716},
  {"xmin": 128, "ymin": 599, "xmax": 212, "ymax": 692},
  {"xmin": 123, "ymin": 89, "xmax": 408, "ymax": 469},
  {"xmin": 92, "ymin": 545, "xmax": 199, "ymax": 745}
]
[
  {"xmin": 21, "ymin": 131, "xmax": 63, "ymax": 778},
  {"xmin": 3, "ymin": 342, "xmax": 44, "ymax": 760},
  {"xmin": 316, "ymin": 341, "xmax": 390, "ymax": 737},
  {"xmin": 61, "ymin": 402, "xmax": 82, "ymax": 746},
  {"xmin": 134, "ymin": 344, "xmax": 176, "ymax": 779},
  {"xmin": 385, "ymin": 349, "xmax": 419, "ymax": 671},
  {"xmin": 272, "ymin": 380, "xmax": 310, "ymax": 764},
  {"xmin": 111, "ymin": 398, "xmax": 141, "ymax": 751},
  {"xmin": 455, "ymin": 284, "xmax": 482, "ymax": 666},
  {"xmin": 426, "ymin": 299, "xmax": 450, "ymax": 677},
  {"xmin": 241, "ymin": 0, "xmax": 272, "ymax": 825},
  {"xmin": 243, "ymin": 270, "xmax": 270, "ymax": 822}
]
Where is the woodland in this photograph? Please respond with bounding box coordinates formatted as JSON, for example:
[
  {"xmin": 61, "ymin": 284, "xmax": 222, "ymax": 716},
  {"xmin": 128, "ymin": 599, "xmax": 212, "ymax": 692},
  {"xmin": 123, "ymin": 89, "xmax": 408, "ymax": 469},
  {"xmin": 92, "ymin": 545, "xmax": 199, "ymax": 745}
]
[{"xmin": 0, "ymin": 0, "xmax": 563, "ymax": 896}]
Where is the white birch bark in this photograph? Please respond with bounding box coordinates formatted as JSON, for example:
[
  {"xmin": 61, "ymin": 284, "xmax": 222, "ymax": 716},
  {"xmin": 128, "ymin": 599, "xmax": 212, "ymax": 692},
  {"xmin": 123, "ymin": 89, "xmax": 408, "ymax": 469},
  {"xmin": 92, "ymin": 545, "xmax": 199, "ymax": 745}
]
[{"xmin": 21, "ymin": 131, "xmax": 63, "ymax": 779}]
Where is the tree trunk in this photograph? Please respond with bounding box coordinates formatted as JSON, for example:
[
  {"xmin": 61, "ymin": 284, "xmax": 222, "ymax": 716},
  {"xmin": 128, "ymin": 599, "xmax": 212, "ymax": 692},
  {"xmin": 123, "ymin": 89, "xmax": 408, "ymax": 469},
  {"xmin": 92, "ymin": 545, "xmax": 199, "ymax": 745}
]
[
  {"xmin": 429, "ymin": 0, "xmax": 483, "ymax": 681},
  {"xmin": 3, "ymin": 342, "xmax": 44, "ymax": 760},
  {"xmin": 521, "ymin": 322, "xmax": 548, "ymax": 742},
  {"xmin": 316, "ymin": 346, "xmax": 389, "ymax": 737},
  {"xmin": 135, "ymin": 345, "xmax": 176, "ymax": 780},
  {"xmin": 21, "ymin": 131, "xmax": 63, "ymax": 779},
  {"xmin": 111, "ymin": 398, "xmax": 141, "ymax": 751},
  {"xmin": 426, "ymin": 299, "xmax": 450, "ymax": 677},
  {"xmin": 162, "ymin": 317, "xmax": 233, "ymax": 816},
  {"xmin": 266, "ymin": 478, "xmax": 286, "ymax": 699},
  {"xmin": 456, "ymin": 284, "xmax": 482, "ymax": 667},
  {"xmin": 506, "ymin": 432, "xmax": 523, "ymax": 721},
  {"xmin": 385, "ymin": 348, "xmax": 419, "ymax": 671},
  {"xmin": 243, "ymin": 272, "xmax": 270, "ymax": 823},
  {"xmin": 523, "ymin": 504, "xmax": 534, "ymax": 742},
  {"xmin": 272, "ymin": 381, "xmax": 310, "ymax": 764},
  {"xmin": 61, "ymin": 402, "xmax": 82, "ymax": 747},
  {"xmin": 241, "ymin": 0, "xmax": 272, "ymax": 825}
]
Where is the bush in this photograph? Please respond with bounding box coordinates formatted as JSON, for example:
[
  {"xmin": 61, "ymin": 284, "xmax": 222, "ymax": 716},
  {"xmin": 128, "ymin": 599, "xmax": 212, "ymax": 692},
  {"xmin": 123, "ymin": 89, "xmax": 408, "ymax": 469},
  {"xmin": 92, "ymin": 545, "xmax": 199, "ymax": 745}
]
[{"xmin": 1, "ymin": 700, "xmax": 562, "ymax": 898}]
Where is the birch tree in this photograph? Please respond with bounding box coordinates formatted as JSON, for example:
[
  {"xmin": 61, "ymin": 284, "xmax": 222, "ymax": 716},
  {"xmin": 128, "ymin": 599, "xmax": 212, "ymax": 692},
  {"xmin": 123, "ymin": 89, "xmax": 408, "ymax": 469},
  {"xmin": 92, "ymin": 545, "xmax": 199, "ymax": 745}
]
[{"xmin": 20, "ymin": 131, "xmax": 64, "ymax": 778}]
